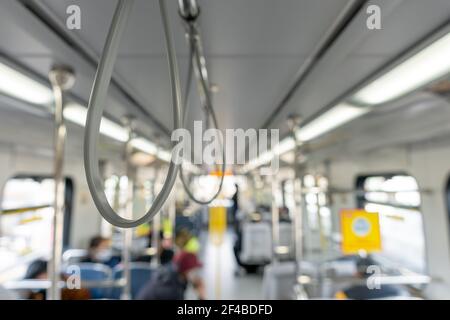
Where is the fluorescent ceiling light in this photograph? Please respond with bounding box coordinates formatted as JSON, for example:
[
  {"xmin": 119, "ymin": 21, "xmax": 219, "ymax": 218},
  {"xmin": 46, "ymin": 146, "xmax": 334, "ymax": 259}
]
[
  {"xmin": 0, "ymin": 62, "xmax": 53, "ymax": 105},
  {"xmin": 158, "ymin": 150, "xmax": 172, "ymax": 163},
  {"xmin": 63, "ymin": 103, "xmax": 129, "ymax": 142},
  {"xmin": 273, "ymin": 137, "xmax": 296, "ymax": 156},
  {"xmin": 132, "ymin": 137, "xmax": 199, "ymax": 171},
  {"xmin": 130, "ymin": 152, "xmax": 156, "ymax": 166},
  {"xmin": 353, "ymin": 32, "xmax": 450, "ymax": 105},
  {"xmin": 241, "ymin": 137, "xmax": 295, "ymax": 173},
  {"xmin": 131, "ymin": 138, "xmax": 173, "ymax": 163},
  {"xmin": 65, "ymin": 106, "xmax": 181, "ymax": 166},
  {"xmin": 242, "ymin": 104, "xmax": 367, "ymax": 173},
  {"xmin": 131, "ymin": 137, "xmax": 158, "ymax": 155},
  {"xmin": 296, "ymin": 103, "xmax": 369, "ymax": 142}
]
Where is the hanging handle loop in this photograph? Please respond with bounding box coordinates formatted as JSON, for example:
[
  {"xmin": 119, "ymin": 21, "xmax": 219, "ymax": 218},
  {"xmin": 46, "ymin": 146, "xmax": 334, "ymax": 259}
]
[
  {"xmin": 179, "ymin": 24, "xmax": 226, "ymax": 205},
  {"xmin": 84, "ymin": 0, "xmax": 182, "ymax": 228}
]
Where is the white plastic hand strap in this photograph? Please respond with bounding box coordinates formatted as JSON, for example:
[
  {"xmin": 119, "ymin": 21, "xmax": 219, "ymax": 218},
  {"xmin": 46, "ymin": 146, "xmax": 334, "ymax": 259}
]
[{"xmin": 84, "ymin": 0, "xmax": 182, "ymax": 228}]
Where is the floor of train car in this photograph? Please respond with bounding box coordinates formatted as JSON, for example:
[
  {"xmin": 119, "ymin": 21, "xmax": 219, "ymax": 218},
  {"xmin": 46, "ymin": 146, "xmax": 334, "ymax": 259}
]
[{"xmin": 186, "ymin": 230, "xmax": 264, "ymax": 300}]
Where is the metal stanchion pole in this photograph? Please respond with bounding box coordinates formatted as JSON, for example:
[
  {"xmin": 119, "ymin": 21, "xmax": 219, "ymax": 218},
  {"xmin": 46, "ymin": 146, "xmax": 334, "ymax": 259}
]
[
  {"xmin": 293, "ymin": 167, "xmax": 308, "ymax": 299},
  {"xmin": 287, "ymin": 114, "xmax": 308, "ymax": 300},
  {"xmin": 151, "ymin": 210, "xmax": 161, "ymax": 268},
  {"xmin": 168, "ymin": 192, "xmax": 176, "ymax": 248},
  {"xmin": 315, "ymin": 175, "xmax": 327, "ymax": 254},
  {"xmin": 121, "ymin": 117, "xmax": 135, "ymax": 300},
  {"xmin": 271, "ymin": 178, "xmax": 280, "ymax": 263},
  {"xmin": 47, "ymin": 65, "xmax": 75, "ymax": 300}
]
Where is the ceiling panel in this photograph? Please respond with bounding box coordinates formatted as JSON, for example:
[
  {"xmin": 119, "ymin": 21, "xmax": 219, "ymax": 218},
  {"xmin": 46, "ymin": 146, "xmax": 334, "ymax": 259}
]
[
  {"xmin": 268, "ymin": 0, "xmax": 450, "ymax": 133},
  {"xmin": 36, "ymin": 0, "xmax": 351, "ymax": 132},
  {"xmin": 1, "ymin": 0, "xmax": 450, "ymax": 160}
]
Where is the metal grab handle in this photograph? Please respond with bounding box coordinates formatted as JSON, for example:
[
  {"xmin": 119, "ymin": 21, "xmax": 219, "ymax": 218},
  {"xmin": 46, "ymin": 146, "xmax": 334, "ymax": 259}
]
[
  {"xmin": 84, "ymin": 0, "xmax": 182, "ymax": 228},
  {"xmin": 179, "ymin": 24, "xmax": 226, "ymax": 205}
]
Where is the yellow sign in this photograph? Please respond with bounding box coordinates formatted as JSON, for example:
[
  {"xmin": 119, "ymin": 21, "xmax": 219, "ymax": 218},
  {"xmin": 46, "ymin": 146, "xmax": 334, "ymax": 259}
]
[
  {"xmin": 340, "ymin": 209, "xmax": 381, "ymax": 254},
  {"xmin": 209, "ymin": 206, "xmax": 227, "ymax": 245}
]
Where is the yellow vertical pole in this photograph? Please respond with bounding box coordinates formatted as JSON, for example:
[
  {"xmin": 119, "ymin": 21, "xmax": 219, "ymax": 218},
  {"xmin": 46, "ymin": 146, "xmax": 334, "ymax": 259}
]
[{"xmin": 209, "ymin": 206, "xmax": 226, "ymax": 300}]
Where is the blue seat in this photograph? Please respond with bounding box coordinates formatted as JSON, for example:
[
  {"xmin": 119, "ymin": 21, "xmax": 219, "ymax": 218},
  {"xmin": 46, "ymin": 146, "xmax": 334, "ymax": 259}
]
[
  {"xmin": 110, "ymin": 263, "xmax": 153, "ymax": 299},
  {"xmin": 72, "ymin": 263, "xmax": 112, "ymax": 299}
]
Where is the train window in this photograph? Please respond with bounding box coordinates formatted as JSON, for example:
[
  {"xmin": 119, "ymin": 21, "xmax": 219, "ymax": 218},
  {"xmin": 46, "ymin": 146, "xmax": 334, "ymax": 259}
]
[
  {"xmin": 356, "ymin": 174, "xmax": 426, "ymax": 274},
  {"xmin": 303, "ymin": 174, "xmax": 332, "ymax": 236},
  {"xmin": 0, "ymin": 176, "xmax": 73, "ymax": 277}
]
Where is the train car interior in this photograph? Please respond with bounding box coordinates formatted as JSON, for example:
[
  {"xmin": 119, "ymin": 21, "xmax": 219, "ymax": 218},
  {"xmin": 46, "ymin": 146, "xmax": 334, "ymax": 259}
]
[{"xmin": 1, "ymin": 0, "xmax": 450, "ymax": 302}]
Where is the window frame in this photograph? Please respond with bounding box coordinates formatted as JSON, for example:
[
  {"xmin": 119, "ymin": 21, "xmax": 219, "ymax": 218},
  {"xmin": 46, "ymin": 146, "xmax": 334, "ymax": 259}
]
[
  {"xmin": 355, "ymin": 172, "xmax": 427, "ymax": 275},
  {"xmin": 1, "ymin": 174, "xmax": 74, "ymax": 248}
]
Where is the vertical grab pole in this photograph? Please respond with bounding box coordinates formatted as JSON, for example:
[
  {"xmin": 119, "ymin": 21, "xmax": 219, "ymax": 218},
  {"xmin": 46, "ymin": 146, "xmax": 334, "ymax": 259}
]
[
  {"xmin": 121, "ymin": 117, "xmax": 135, "ymax": 300},
  {"xmin": 287, "ymin": 114, "xmax": 308, "ymax": 300},
  {"xmin": 48, "ymin": 65, "xmax": 75, "ymax": 300},
  {"xmin": 293, "ymin": 147, "xmax": 307, "ymax": 299},
  {"xmin": 151, "ymin": 209, "xmax": 161, "ymax": 268},
  {"xmin": 168, "ymin": 192, "xmax": 176, "ymax": 248},
  {"xmin": 271, "ymin": 178, "xmax": 279, "ymax": 263},
  {"xmin": 315, "ymin": 176, "xmax": 327, "ymax": 254},
  {"xmin": 149, "ymin": 160, "xmax": 162, "ymax": 268}
]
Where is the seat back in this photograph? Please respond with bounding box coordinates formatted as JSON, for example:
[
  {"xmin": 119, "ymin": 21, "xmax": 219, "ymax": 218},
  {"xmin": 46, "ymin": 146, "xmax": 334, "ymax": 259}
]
[
  {"xmin": 75, "ymin": 263, "xmax": 112, "ymax": 299},
  {"xmin": 110, "ymin": 262, "xmax": 153, "ymax": 299},
  {"xmin": 262, "ymin": 261, "xmax": 296, "ymax": 300},
  {"xmin": 62, "ymin": 249, "xmax": 88, "ymax": 266},
  {"xmin": 278, "ymin": 222, "xmax": 294, "ymax": 258},
  {"xmin": 240, "ymin": 222, "xmax": 272, "ymax": 264}
]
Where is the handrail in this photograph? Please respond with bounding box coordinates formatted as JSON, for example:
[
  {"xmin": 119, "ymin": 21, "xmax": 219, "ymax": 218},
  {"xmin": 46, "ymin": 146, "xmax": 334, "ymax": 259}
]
[{"xmin": 4, "ymin": 279, "xmax": 125, "ymax": 290}]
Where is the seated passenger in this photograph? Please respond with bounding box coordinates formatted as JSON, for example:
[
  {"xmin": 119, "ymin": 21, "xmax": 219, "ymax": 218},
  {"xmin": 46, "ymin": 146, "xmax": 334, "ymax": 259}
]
[
  {"xmin": 136, "ymin": 230, "xmax": 204, "ymax": 300},
  {"xmin": 160, "ymin": 247, "xmax": 175, "ymax": 265},
  {"xmin": 174, "ymin": 229, "xmax": 204, "ymax": 299},
  {"xmin": 175, "ymin": 228, "xmax": 200, "ymax": 254},
  {"xmin": 136, "ymin": 230, "xmax": 174, "ymax": 264},
  {"xmin": 24, "ymin": 259, "xmax": 49, "ymax": 300},
  {"xmin": 25, "ymin": 259, "xmax": 90, "ymax": 300},
  {"xmin": 81, "ymin": 235, "xmax": 120, "ymax": 268},
  {"xmin": 279, "ymin": 206, "xmax": 291, "ymax": 222},
  {"xmin": 335, "ymin": 256, "xmax": 410, "ymax": 300},
  {"xmin": 173, "ymin": 249, "xmax": 205, "ymax": 300}
]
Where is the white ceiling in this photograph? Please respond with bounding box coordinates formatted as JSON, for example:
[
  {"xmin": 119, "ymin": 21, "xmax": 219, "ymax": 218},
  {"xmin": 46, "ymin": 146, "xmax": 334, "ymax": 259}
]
[{"xmin": 1, "ymin": 0, "xmax": 450, "ymax": 163}]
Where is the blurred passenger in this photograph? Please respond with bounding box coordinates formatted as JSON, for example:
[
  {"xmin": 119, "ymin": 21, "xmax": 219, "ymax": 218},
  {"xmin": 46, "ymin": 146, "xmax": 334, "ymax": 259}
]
[
  {"xmin": 231, "ymin": 183, "xmax": 240, "ymax": 227},
  {"xmin": 136, "ymin": 230, "xmax": 204, "ymax": 300},
  {"xmin": 82, "ymin": 235, "xmax": 120, "ymax": 268},
  {"xmin": 175, "ymin": 228, "xmax": 200, "ymax": 254},
  {"xmin": 174, "ymin": 229, "xmax": 204, "ymax": 299},
  {"xmin": 24, "ymin": 259, "xmax": 90, "ymax": 300},
  {"xmin": 153, "ymin": 230, "xmax": 175, "ymax": 265},
  {"xmin": 24, "ymin": 259, "xmax": 48, "ymax": 300},
  {"xmin": 173, "ymin": 250, "xmax": 205, "ymax": 299},
  {"xmin": 335, "ymin": 256, "xmax": 410, "ymax": 299},
  {"xmin": 160, "ymin": 247, "xmax": 175, "ymax": 265},
  {"xmin": 279, "ymin": 206, "xmax": 291, "ymax": 222}
]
